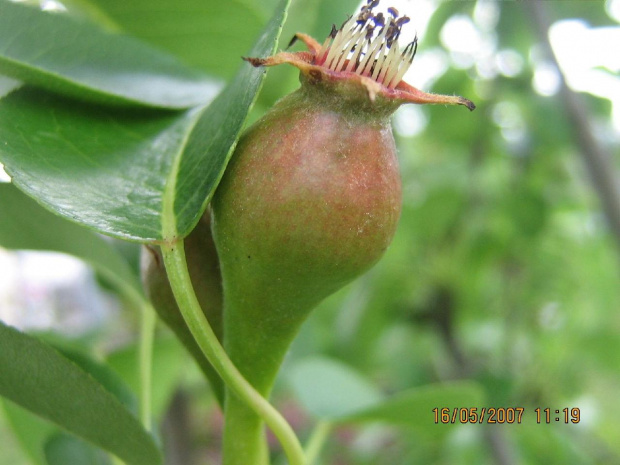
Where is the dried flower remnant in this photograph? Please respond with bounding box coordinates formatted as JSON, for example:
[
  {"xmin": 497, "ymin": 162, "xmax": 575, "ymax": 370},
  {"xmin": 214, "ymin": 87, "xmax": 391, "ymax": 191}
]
[{"xmin": 249, "ymin": 0, "xmax": 475, "ymax": 110}]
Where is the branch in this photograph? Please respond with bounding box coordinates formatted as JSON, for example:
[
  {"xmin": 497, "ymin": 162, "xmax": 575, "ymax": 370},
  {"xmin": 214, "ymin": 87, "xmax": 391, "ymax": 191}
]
[{"xmin": 527, "ymin": 1, "xmax": 620, "ymax": 254}]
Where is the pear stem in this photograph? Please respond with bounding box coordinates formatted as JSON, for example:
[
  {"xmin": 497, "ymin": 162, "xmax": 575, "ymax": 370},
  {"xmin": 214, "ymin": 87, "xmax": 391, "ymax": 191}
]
[
  {"xmin": 161, "ymin": 241, "xmax": 306, "ymax": 465},
  {"xmin": 223, "ymin": 395, "xmax": 269, "ymax": 465}
]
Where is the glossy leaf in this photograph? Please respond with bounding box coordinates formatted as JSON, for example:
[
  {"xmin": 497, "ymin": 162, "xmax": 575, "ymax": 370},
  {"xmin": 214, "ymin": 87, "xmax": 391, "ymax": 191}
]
[
  {"xmin": 0, "ymin": 183, "xmax": 142, "ymax": 299},
  {"xmin": 0, "ymin": 322, "xmax": 162, "ymax": 465},
  {"xmin": 166, "ymin": 0, "xmax": 291, "ymax": 238},
  {"xmin": 288, "ymin": 357, "xmax": 383, "ymax": 419},
  {"xmin": 0, "ymin": 91, "xmax": 201, "ymax": 242},
  {"xmin": 0, "ymin": 0, "xmax": 218, "ymax": 108},
  {"xmin": 84, "ymin": 0, "xmax": 266, "ymax": 79},
  {"xmin": 0, "ymin": 0, "xmax": 290, "ymax": 242}
]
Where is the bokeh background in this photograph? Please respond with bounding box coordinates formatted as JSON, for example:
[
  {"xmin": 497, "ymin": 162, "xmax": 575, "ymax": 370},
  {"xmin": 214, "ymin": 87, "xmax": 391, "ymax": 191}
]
[{"xmin": 1, "ymin": 0, "xmax": 619, "ymax": 464}]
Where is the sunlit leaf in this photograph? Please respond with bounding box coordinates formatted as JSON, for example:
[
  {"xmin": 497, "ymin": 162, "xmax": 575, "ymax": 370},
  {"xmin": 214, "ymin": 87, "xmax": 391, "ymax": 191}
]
[
  {"xmin": 0, "ymin": 0, "xmax": 218, "ymax": 108},
  {"xmin": 0, "ymin": 0, "xmax": 291, "ymax": 242}
]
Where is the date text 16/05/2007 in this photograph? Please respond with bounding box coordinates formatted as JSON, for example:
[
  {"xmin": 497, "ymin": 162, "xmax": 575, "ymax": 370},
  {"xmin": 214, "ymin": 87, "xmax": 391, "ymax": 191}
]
[{"xmin": 432, "ymin": 407, "xmax": 581, "ymax": 424}]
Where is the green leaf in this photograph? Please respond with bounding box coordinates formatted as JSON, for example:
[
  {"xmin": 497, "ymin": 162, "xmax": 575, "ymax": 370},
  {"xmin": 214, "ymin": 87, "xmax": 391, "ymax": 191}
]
[
  {"xmin": 1, "ymin": 345, "xmax": 136, "ymax": 465},
  {"xmin": 3, "ymin": 402, "xmax": 112, "ymax": 465},
  {"xmin": 0, "ymin": 0, "xmax": 217, "ymax": 108},
  {"xmin": 342, "ymin": 382, "xmax": 485, "ymax": 433},
  {"xmin": 52, "ymin": 346, "xmax": 138, "ymax": 416},
  {"xmin": 0, "ymin": 91, "xmax": 201, "ymax": 242},
  {"xmin": 0, "ymin": 75, "xmax": 20, "ymax": 98},
  {"xmin": 2, "ymin": 399, "xmax": 54, "ymax": 465},
  {"xmin": 289, "ymin": 357, "xmax": 484, "ymax": 437},
  {"xmin": 164, "ymin": 0, "xmax": 291, "ymax": 238},
  {"xmin": 0, "ymin": 0, "xmax": 290, "ymax": 242},
  {"xmin": 308, "ymin": 0, "xmax": 362, "ymax": 39},
  {"xmin": 0, "ymin": 322, "xmax": 162, "ymax": 465},
  {"xmin": 0, "ymin": 183, "xmax": 142, "ymax": 300},
  {"xmin": 45, "ymin": 433, "xmax": 111, "ymax": 465},
  {"xmin": 83, "ymin": 0, "xmax": 267, "ymax": 79},
  {"xmin": 288, "ymin": 357, "xmax": 383, "ymax": 419},
  {"xmin": 106, "ymin": 337, "xmax": 187, "ymax": 421}
]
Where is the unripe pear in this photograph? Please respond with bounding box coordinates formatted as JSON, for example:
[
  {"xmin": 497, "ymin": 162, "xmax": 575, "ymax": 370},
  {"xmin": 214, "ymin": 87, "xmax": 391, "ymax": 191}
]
[
  {"xmin": 213, "ymin": 4, "xmax": 473, "ymax": 401},
  {"xmin": 214, "ymin": 3, "xmax": 473, "ymax": 462},
  {"xmin": 212, "ymin": 84, "xmax": 401, "ymax": 394}
]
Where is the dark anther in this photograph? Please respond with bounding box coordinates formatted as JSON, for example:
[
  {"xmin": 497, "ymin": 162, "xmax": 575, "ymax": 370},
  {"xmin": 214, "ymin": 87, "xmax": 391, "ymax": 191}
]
[
  {"xmin": 372, "ymin": 12, "xmax": 385, "ymax": 27},
  {"xmin": 357, "ymin": 10, "xmax": 372, "ymax": 24},
  {"xmin": 385, "ymin": 21, "xmax": 398, "ymax": 42},
  {"xmin": 329, "ymin": 24, "xmax": 338, "ymax": 38},
  {"xmin": 396, "ymin": 16, "xmax": 410, "ymax": 26},
  {"xmin": 365, "ymin": 25, "xmax": 375, "ymax": 40},
  {"xmin": 388, "ymin": 7, "xmax": 399, "ymax": 17}
]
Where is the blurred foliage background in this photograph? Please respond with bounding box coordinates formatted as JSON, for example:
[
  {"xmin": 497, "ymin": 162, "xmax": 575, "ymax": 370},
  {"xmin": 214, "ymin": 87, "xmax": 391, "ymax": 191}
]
[{"xmin": 1, "ymin": 0, "xmax": 619, "ymax": 464}]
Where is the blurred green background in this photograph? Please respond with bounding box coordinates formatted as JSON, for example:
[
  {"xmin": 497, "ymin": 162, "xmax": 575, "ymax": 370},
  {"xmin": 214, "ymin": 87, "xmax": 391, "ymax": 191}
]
[{"xmin": 1, "ymin": 0, "xmax": 619, "ymax": 464}]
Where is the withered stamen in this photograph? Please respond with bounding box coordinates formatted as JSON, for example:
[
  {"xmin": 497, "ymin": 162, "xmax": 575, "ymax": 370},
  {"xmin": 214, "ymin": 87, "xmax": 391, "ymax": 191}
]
[
  {"xmin": 376, "ymin": 40, "xmax": 399, "ymax": 83},
  {"xmin": 323, "ymin": 15, "xmax": 356, "ymax": 67},
  {"xmin": 330, "ymin": 22, "xmax": 367, "ymax": 71},
  {"xmin": 317, "ymin": 0, "xmax": 418, "ymax": 89},
  {"xmin": 386, "ymin": 39, "xmax": 417, "ymax": 88}
]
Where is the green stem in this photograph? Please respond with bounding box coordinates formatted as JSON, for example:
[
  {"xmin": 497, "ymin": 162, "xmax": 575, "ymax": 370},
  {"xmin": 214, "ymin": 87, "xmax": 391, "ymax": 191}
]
[
  {"xmin": 304, "ymin": 421, "xmax": 332, "ymax": 465},
  {"xmin": 161, "ymin": 241, "xmax": 306, "ymax": 465},
  {"xmin": 138, "ymin": 302, "xmax": 156, "ymax": 431},
  {"xmin": 223, "ymin": 394, "xmax": 269, "ymax": 465}
]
